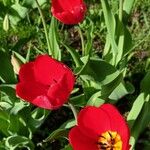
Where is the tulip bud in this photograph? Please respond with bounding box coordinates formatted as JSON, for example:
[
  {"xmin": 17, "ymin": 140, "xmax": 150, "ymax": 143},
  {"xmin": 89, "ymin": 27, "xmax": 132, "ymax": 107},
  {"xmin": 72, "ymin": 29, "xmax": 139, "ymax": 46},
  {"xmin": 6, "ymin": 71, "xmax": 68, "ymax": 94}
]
[
  {"xmin": 51, "ymin": 0, "xmax": 87, "ymax": 25},
  {"xmin": 11, "ymin": 55, "xmax": 21, "ymax": 74},
  {"xmin": 3, "ymin": 14, "xmax": 9, "ymax": 32}
]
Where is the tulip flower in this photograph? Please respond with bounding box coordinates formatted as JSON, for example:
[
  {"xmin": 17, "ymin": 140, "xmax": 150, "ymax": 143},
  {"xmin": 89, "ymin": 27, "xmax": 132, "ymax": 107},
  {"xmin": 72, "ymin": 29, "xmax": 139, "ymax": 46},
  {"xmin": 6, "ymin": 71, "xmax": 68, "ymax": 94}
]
[
  {"xmin": 51, "ymin": 0, "xmax": 87, "ymax": 24},
  {"xmin": 69, "ymin": 104, "xmax": 130, "ymax": 150},
  {"xmin": 16, "ymin": 55, "xmax": 75, "ymax": 109}
]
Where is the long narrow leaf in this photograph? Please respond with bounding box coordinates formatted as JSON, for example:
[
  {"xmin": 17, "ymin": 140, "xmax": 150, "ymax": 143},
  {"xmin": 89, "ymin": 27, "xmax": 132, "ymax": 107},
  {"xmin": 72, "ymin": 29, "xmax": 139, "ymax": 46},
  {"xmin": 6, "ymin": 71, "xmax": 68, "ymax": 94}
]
[
  {"xmin": 123, "ymin": 0, "xmax": 135, "ymax": 16},
  {"xmin": 49, "ymin": 17, "xmax": 61, "ymax": 60},
  {"xmin": 100, "ymin": 0, "xmax": 118, "ymax": 59}
]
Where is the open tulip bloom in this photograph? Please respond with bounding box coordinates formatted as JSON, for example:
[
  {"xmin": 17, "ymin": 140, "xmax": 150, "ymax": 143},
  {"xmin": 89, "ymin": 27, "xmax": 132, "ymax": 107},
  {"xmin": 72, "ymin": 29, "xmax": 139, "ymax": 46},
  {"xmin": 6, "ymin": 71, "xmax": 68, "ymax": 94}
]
[
  {"xmin": 16, "ymin": 55, "xmax": 75, "ymax": 110},
  {"xmin": 51, "ymin": 0, "xmax": 87, "ymax": 24},
  {"xmin": 69, "ymin": 104, "xmax": 130, "ymax": 150}
]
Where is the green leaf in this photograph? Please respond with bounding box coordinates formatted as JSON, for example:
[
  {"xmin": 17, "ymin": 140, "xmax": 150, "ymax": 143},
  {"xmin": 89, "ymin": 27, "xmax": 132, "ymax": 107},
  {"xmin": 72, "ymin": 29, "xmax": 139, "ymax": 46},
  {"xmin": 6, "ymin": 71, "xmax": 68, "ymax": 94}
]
[
  {"xmin": 44, "ymin": 129, "xmax": 68, "ymax": 143},
  {"xmin": 2, "ymin": 0, "xmax": 12, "ymax": 6},
  {"xmin": 28, "ymin": 108, "xmax": 50, "ymax": 130},
  {"xmin": 63, "ymin": 44, "xmax": 83, "ymax": 68},
  {"xmin": 49, "ymin": 17, "xmax": 61, "ymax": 60},
  {"xmin": 127, "ymin": 93, "xmax": 148, "ymax": 129},
  {"xmin": 141, "ymin": 70, "xmax": 150, "ymax": 93},
  {"xmin": 115, "ymin": 19, "xmax": 132, "ymax": 64},
  {"xmin": 0, "ymin": 51, "xmax": 16, "ymax": 83},
  {"xmin": 101, "ymin": 73, "xmax": 123, "ymax": 98},
  {"xmin": 80, "ymin": 57, "xmax": 121, "ymax": 88},
  {"xmin": 0, "ymin": 85, "xmax": 26, "ymax": 113},
  {"xmin": 60, "ymin": 119, "xmax": 76, "ymax": 129},
  {"xmin": 10, "ymin": 101, "xmax": 28, "ymax": 115},
  {"xmin": 70, "ymin": 94, "xmax": 86, "ymax": 106},
  {"xmin": 12, "ymin": 51, "xmax": 26, "ymax": 64},
  {"xmin": 123, "ymin": 0, "xmax": 135, "ymax": 16},
  {"xmin": 83, "ymin": 19, "xmax": 94, "ymax": 56},
  {"xmin": 129, "ymin": 94, "xmax": 150, "ymax": 149},
  {"xmin": 61, "ymin": 144, "xmax": 73, "ymax": 150},
  {"xmin": 3, "ymin": 14, "xmax": 9, "ymax": 31},
  {"xmin": 122, "ymin": 25, "xmax": 132, "ymax": 56},
  {"xmin": 11, "ymin": 3, "xmax": 28, "ymax": 19},
  {"xmin": 103, "ymin": 34, "xmax": 111, "ymax": 59},
  {"xmin": 9, "ymin": 3, "xmax": 28, "ymax": 25},
  {"xmin": 5, "ymin": 135, "xmax": 34, "ymax": 150},
  {"xmin": 0, "ymin": 145, "xmax": 6, "ymax": 150},
  {"xmin": 71, "ymin": 88, "xmax": 79, "ymax": 94},
  {"xmin": 87, "ymin": 91, "xmax": 105, "ymax": 107},
  {"xmin": 0, "ymin": 110, "xmax": 10, "ymax": 136},
  {"xmin": 79, "ymin": 57, "xmax": 122, "ymax": 100},
  {"xmin": 23, "ymin": 0, "xmax": 47, "ymax": 8},
  {"xmin": 15, "ymin": 110, "xmax": 33, "ymax": 138},
  {"xmin": 115, "ymin": 20, "xmax": 125, "ymax": 65},
  {"xmin": 100, "ymin": 0, "xmax": 118, "ymax": 60},
  {"xmin": 109, "ymin": 82, "xmax": 135, "ymax": 101},
  {"xmin": 8, "ymin": 114, "xmax": 19, "ymax": 134},
  {"xmin": 74, "ymin": 55, "xmax": 89, "ymax": 75}
]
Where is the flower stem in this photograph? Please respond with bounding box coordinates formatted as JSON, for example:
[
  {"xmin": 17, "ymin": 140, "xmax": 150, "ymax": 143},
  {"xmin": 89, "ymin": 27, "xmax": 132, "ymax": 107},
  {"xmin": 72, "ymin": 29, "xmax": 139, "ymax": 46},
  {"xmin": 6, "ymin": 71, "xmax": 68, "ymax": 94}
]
[
  {"xmin": 119, "ymin": 0, "xmax": 123, "ymax": 22},
  {"xmin": 35, "ymin": 0, "xmax": 52, "ymax": 56},
  {"xmin": 68, "ymin": 102, "xmax": 78, "ymax": 125}
]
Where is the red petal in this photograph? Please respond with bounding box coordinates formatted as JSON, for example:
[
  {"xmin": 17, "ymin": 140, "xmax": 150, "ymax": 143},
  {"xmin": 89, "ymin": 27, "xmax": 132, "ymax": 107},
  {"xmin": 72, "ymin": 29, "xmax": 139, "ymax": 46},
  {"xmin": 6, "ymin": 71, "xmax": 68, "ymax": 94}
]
[
  {"xmin": 52, "ymin": 11, "xmax": 77, "ymax": 24},
  {"xmin": 34, "ymin": 55, "xmax": 73, "ymax": 85},
  {"xmin": 16, "ymin": 81, "xmax": 48, "ymax": 103},
  {"xmin": 16, "ymin": 82, "xmax": 56, "ymax": 109},
  {"xmin": 64, "ymin": 68, "xmax": 75, "ymax": 91},
  {"xmin": 31, "ymin": 95, "xmax": 55, "ymax": 109},
  {"xmin": 78, "ymin": 106, "xmax": 111, "ymax": 140},
  {"xmin": 52, "ymin": 0, "xmax": 81, "ymax": 12},
  {"xmin": 69, "ymin": 126, "xmax": 97, "ymax": 150},
  {"xmin": 100, "ymin": 104, "xmax": 130, "ymax": 150},
  {"xmin": 71, "ymin": 3, "xmax": 87, "ymax": 23},
  {"xmin": 47, "ymin": 72, "xmax": 75, "ymax": 107},
  {"xmin": 19, "ymin": 62, "xmax": 35, "ymax": 82}
]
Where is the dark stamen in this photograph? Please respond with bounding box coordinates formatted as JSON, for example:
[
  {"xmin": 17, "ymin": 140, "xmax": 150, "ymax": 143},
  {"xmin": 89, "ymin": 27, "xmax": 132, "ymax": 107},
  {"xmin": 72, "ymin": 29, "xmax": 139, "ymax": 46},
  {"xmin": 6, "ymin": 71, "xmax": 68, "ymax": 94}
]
[
  {"xmin": 101, "ymin": 145, "xmax": 111, "ymax": 149},
  {"xmin": 98, "ymin": 142, "xmax": 111, "ymax": 150},
  {"xmin": 99, "ymin": 135, "xmax": 107, "ymax": 139},
  {"xmin": 97, "ymin": 142, "xmax": 107, "ymax": 146},
  {"xmin": 108, "ymin": 131, "xmax": 113, "ymax": 139},
  {"xmin": 108, "ymin": 132, "xmax": 116, "ymax": 146}
]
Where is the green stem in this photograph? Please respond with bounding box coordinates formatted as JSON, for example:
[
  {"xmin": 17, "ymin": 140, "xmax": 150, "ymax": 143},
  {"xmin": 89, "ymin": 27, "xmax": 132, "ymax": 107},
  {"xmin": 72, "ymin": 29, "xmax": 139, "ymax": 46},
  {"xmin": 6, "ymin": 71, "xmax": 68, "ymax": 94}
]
[
  {"xmin": 77, "ymin": 27, "xmax": 85, "ymax": 56},
  {"xmin": 119, "ymin": 0, "xmax": 123, "ymax": 22},
  {"xmin": 68, "ymin": 102, "xmax": 78, "ymax": 125},
  {"xmin": 35, "ymin": 0, "xmax": 52, "ymax": 56},
  {"xmin": 26, "ymin": 41, "xmax": 31, "ymax": 62}
]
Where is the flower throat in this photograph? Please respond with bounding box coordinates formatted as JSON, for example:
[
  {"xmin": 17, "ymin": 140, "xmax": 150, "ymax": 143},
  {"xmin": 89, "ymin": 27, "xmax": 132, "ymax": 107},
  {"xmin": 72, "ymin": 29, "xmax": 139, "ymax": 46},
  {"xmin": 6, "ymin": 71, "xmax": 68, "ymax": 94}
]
[{"xmin": 97, "ymin": 131, "xmax": 122, "ymax": 150}]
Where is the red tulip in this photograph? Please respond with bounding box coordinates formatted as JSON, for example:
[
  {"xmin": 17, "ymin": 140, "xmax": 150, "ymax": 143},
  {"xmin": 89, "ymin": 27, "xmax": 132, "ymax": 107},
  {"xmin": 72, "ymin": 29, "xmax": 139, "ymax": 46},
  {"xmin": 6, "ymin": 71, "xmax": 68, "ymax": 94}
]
[
  {"xmin": 51, "ymin": 0, "xmax": 87, "ymax": 24},
  {"xmin": 69, "ymin": 104, "xmax": 130, "ymax": 150},
  {"xmin": 16, "ymin": 55, "xmax": 75, "ymax": 110}
]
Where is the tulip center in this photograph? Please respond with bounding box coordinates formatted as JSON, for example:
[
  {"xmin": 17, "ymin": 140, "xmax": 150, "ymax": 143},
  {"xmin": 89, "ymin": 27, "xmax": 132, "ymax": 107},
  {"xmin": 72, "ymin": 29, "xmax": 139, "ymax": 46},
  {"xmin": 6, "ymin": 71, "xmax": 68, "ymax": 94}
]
[{"xmin": 97, "ymin": 131, "xmax": 122, "ymax": 150}]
